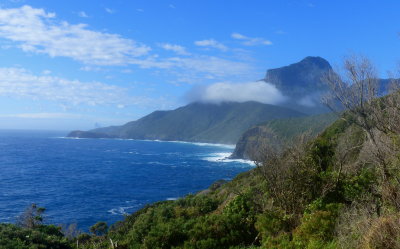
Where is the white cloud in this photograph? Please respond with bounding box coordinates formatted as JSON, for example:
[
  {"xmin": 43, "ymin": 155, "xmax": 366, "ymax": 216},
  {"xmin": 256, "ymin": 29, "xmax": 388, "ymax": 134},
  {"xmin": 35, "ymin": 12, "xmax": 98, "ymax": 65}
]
[
  {"xmin": 169, "ymin": 56, "xmax": 252, "ymax": 78},
  {"xmin": 275, "ymin": 30, "xmax": 287, "ymax": 35},
  {"xmin": 0, "ymin": 67, "xmax": 149, "ymax": 106},
  {"xmin": 231, "ymin": 32, "xmax": 272, "ymax": 46},
  {"xmin": 169, "ymin": 4, "xmax": 176, "ymax": 9},
  {"xmin": 297, "ymin": 92, "xmax": 323, "ymax": 107},
  {"xmin": 0, "ymin": 5, "xmax": 150, "ymax": 65},
  {"xmin": 159, "ymin": 43, "xmax": 189, "ymax": 55},
  {"xmin": 129, "ymin": 55, "xmax": 254, "ymax": 82},
  {"xmin": 77, "ymin": 11, "xmax": 89, "ymax": 18},
  {"xmin": 105, "ymin": 8, "xmax": 116, "ymax": 14},
  {"xmin": 187, "ymin": 81, "xmax": 287, "ymax": 104},
  {"xmin": 79, "ymin": 66, "xmax": 105, "ymax": 72},
  {"xmin": 231, "ymin": 33, "xmax": 246, "ymax": 40},
  {"xmin": 0, "ymin": 6, "xmax": 258, "ymax": 83},
  {"xmin": 298, "ymin": 95, "xmax": 315, "ymax": 107},
  {"xmin": 194, "ymin": 39, "xmax": 228, "ymax": 51},
  {"xmin": 121, "ymin": 69, "xmax": 133, "ymax": 73}
]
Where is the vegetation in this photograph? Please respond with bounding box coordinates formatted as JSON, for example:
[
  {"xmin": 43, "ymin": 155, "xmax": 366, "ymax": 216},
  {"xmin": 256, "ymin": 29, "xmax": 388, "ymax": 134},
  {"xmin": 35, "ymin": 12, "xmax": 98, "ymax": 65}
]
[
  {"xmin": 0, "ymin": 223, "xmax": 72, "ymax": 249},
  {"xmin": 72, "ymin": 56, "xmax": 400, "ymax": 248},
  {"xmin": 4, "ymin": 55, "xmax": 400, "ymax": 248},
  {"xmin": 231, "ymin": 112, "xmax": 337, "ymax": 159},
  {"xmin": 0, "ymin": 204, "xmax": 72, "ymax": 249}
]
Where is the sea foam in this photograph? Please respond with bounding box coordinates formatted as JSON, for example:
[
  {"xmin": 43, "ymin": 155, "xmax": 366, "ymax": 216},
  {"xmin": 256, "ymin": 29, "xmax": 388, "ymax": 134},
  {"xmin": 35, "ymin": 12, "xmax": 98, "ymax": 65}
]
[{"xmin": 203, "ymin": 152, "xmax": 256, "ymax": 166}]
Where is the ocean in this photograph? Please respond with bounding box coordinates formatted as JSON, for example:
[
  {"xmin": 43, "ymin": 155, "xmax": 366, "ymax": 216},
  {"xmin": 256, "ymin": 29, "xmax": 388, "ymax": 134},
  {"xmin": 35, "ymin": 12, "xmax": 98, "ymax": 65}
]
[{"xmin": 0, "ymin": 130, "xmax": 254, "ymax": 231}]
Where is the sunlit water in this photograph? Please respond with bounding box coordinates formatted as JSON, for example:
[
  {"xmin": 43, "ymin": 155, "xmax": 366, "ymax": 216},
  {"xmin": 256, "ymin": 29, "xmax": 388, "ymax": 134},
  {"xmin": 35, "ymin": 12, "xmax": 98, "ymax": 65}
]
[{"xmin": 0, "ymin": 130, "xmax": 253, "ymax": 231}]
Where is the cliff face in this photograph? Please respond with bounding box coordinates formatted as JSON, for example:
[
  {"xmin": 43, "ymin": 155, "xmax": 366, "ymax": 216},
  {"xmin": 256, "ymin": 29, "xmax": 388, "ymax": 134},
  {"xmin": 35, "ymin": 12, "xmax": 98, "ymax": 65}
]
[
  {"xmin": 231, "ymin": 57, "xmax": 336, "ymax": 159},
  {"xmin": 231, "ymin": 113, "xmax": 337, "ymax": 159},
  {"xmin": 230, "ymin": 125, "xmax": 281, "ymax": 159},
  {"xmin": 264, "ymin": 56, "xmax": 333, "ymax": 114},
  {"xmin": 264, "ymin": 56, "xmax": 332, "ymax": 97}
]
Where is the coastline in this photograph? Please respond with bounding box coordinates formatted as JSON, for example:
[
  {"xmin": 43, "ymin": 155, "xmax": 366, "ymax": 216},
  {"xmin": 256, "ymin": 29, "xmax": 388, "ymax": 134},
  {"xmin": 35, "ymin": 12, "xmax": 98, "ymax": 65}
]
[
  {"xmin": 58, "ymin": 136, "xmax": 257, "ymax": 166},
  {"xmin": 59, "ymin": 136, "xmax": 255, "ymax": 166},
  {"xmin": 61, "ymin": 136, "xmax": 235, "ymax": 148}
]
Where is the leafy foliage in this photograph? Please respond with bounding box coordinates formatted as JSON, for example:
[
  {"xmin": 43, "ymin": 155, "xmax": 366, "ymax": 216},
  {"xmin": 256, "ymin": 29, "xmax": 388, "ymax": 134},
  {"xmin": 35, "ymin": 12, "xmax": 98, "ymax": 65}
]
[
  {"xmin": 231, "ymin": 112, "xmax": 337, "ymax": 159},
  {"xmin": 7, "ymin": 59, "xmax": 400, "ymax": 248},
  {"xmin": 0, "ymin": 223, "xmax": 72, "ymax": 249},
  {"xmin": 89, "ymin": 221, "xmax": 108, "ymax": 236}
]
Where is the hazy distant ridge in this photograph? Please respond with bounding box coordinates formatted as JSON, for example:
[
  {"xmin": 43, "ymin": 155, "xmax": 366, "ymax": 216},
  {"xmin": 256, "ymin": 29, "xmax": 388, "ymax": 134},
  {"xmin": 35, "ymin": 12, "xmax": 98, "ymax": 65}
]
[{"xmin": 68, "ymin": 101, "xmax": 305, "ymax": 144}]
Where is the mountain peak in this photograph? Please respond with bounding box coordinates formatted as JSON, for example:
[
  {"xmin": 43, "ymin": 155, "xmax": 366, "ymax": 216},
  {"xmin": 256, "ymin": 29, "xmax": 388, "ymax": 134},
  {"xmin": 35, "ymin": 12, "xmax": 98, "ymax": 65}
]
[
  {"xmin": 264, "ymin": 56, "xmax": 332, "ymax": 96},
  {"xmin": 299, "ymin": 56, "xmax": 331, "ymax": 69}
]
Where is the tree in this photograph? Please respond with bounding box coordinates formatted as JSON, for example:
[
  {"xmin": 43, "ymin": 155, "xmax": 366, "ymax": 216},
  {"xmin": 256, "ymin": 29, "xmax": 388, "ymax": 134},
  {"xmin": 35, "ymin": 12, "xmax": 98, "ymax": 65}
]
[
  {"xmin": 322, "ymin": 55, "xmax": 379, "ymax": 138},
  {"xmin": 322, "ymin": 56, "xmax": 392, "ymax": 177},
  {"xmin": 62, "ymin": 223, "xmax": 81, "ymax": 239},
  {"xmin": 322, "ymin": 55, "xmax": 400, "ymax": 212},
  {"xmin": 16, "ymin": 203, "xmax": 46, "ymax": 229},
  {"xmin": 256, "ymin": 132, "xmax": 322, "ymax": 218},
  {"xmin": 90, "ymin": 221, "xmax": 108, "ymax": 236}
]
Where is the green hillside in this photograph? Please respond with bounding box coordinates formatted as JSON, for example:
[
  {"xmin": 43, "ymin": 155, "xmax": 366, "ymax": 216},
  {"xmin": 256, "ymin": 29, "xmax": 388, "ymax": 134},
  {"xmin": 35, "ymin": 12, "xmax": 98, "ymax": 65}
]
[
  {"xmin": 68, "ymin": 101, "xmax": 306, "ymax": 144},
  {"xmin": 231, "ymin": 112, "xmax": 337, "ymax": 159}
]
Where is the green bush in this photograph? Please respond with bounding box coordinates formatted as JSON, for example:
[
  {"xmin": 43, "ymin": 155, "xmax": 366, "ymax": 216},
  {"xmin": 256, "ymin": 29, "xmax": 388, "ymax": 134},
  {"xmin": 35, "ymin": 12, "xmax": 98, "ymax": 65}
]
[
  {"xmin": 0, "ymin": 223, "xmax": 72, "ymax": 249},
  {"xmin": 293, "ymin": 203, "xmax": 343, "ymax": 247},
  {"xmin": 342, "ymin": 168, "xmax": 376, "ymax": 201}
]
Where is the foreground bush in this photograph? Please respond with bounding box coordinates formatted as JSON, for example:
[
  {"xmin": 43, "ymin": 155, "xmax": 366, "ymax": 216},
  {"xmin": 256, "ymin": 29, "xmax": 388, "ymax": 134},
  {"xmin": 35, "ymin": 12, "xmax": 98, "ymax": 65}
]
[{"xmin": 0, "ymin": 223, "xmax": 72, "ymax": 249}]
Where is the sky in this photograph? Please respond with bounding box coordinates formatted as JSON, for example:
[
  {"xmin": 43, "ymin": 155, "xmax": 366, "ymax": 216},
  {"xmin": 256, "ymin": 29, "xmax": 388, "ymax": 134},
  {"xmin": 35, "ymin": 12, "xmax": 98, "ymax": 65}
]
[{"xmin": 0, "ymin": 0, "xmax": 399, "ymax": 130}]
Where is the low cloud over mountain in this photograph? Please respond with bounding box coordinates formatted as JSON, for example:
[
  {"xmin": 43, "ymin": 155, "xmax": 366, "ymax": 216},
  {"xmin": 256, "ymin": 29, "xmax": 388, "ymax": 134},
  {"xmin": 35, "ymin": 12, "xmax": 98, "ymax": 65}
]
[{"xmin": 185, "ymin": 81, "xmax": 287, "ymax": 105}]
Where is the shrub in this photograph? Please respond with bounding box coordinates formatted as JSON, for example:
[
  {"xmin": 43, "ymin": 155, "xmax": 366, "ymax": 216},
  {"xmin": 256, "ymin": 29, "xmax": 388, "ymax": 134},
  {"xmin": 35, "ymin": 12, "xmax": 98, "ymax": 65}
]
[
  {"xmin": 293, "ymin": 203, "xmax": 343, "ymax": 247},
  {"xmin": 90, "ymin": 221, "xmax": 108, "ymax": 236},
  {"xmin": 0, "ymin": 223, "xmax": 72, "ymax": 249},
  {"xmin": 361, "ymin": 215, "xmax": 400, "ymax": 249}
]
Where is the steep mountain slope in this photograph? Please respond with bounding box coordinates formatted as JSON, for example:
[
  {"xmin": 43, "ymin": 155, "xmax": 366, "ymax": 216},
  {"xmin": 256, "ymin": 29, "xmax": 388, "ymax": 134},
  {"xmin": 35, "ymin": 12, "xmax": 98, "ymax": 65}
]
[
  {"xmin": 264, "ymin": 56, "xmax": 332, "ymax": 114},
  {"xmin": 68, "ymin": 101, "xmax": 306, "ymax": 144},
  {"xmin": 265, "ymin": 56, "xmax": 332, "ymax": 97},
  {"xmin": 231, "ymin": 113, "xmax": 338, "ymax": 159}
]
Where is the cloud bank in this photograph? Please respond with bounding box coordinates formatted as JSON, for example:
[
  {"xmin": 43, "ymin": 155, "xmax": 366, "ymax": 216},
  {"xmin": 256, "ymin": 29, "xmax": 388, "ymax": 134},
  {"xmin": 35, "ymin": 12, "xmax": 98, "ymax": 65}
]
[
  {"xmin": 129, "ymin": 55, "xmax": 255, "ymax": 82},
  {"xmin": 0, "ymin": 5, "xmax": 257, "ymax": 83},
  {"xmin": 0, "ymin": 67, "xmax": 149, "ymax": 107},
  {"xmin": 0, "ymin": 5, "xmax": 150, "ymax": 65},
  {"xmin": 231, "ymin": 32, "xmax": 272, "ymax": 46},
  {"xmin": 194, "ymin": 39, "xmax": 228, "ymax": 51},
  {"xmin": 186, "ymin": 81, "xmax": 287, "ymax": 105},
  {"xmin": 159, "ymin": 43, "xmax": 189, "ymax": 55}
]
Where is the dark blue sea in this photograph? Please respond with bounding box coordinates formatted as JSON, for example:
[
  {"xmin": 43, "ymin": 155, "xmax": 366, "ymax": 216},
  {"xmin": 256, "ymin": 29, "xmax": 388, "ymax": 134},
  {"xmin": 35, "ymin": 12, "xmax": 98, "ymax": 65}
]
[{"xmin": 0, "ymin": 130, "xmax": 253, "ymax": 231}]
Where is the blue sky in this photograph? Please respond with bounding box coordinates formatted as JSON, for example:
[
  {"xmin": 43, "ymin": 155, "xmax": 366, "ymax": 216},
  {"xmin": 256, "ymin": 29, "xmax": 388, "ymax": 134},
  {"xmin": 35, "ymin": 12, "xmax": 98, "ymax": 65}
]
[{"xmin": 0, "ymin": 0, "xmax": 399, "ymax": 130}]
